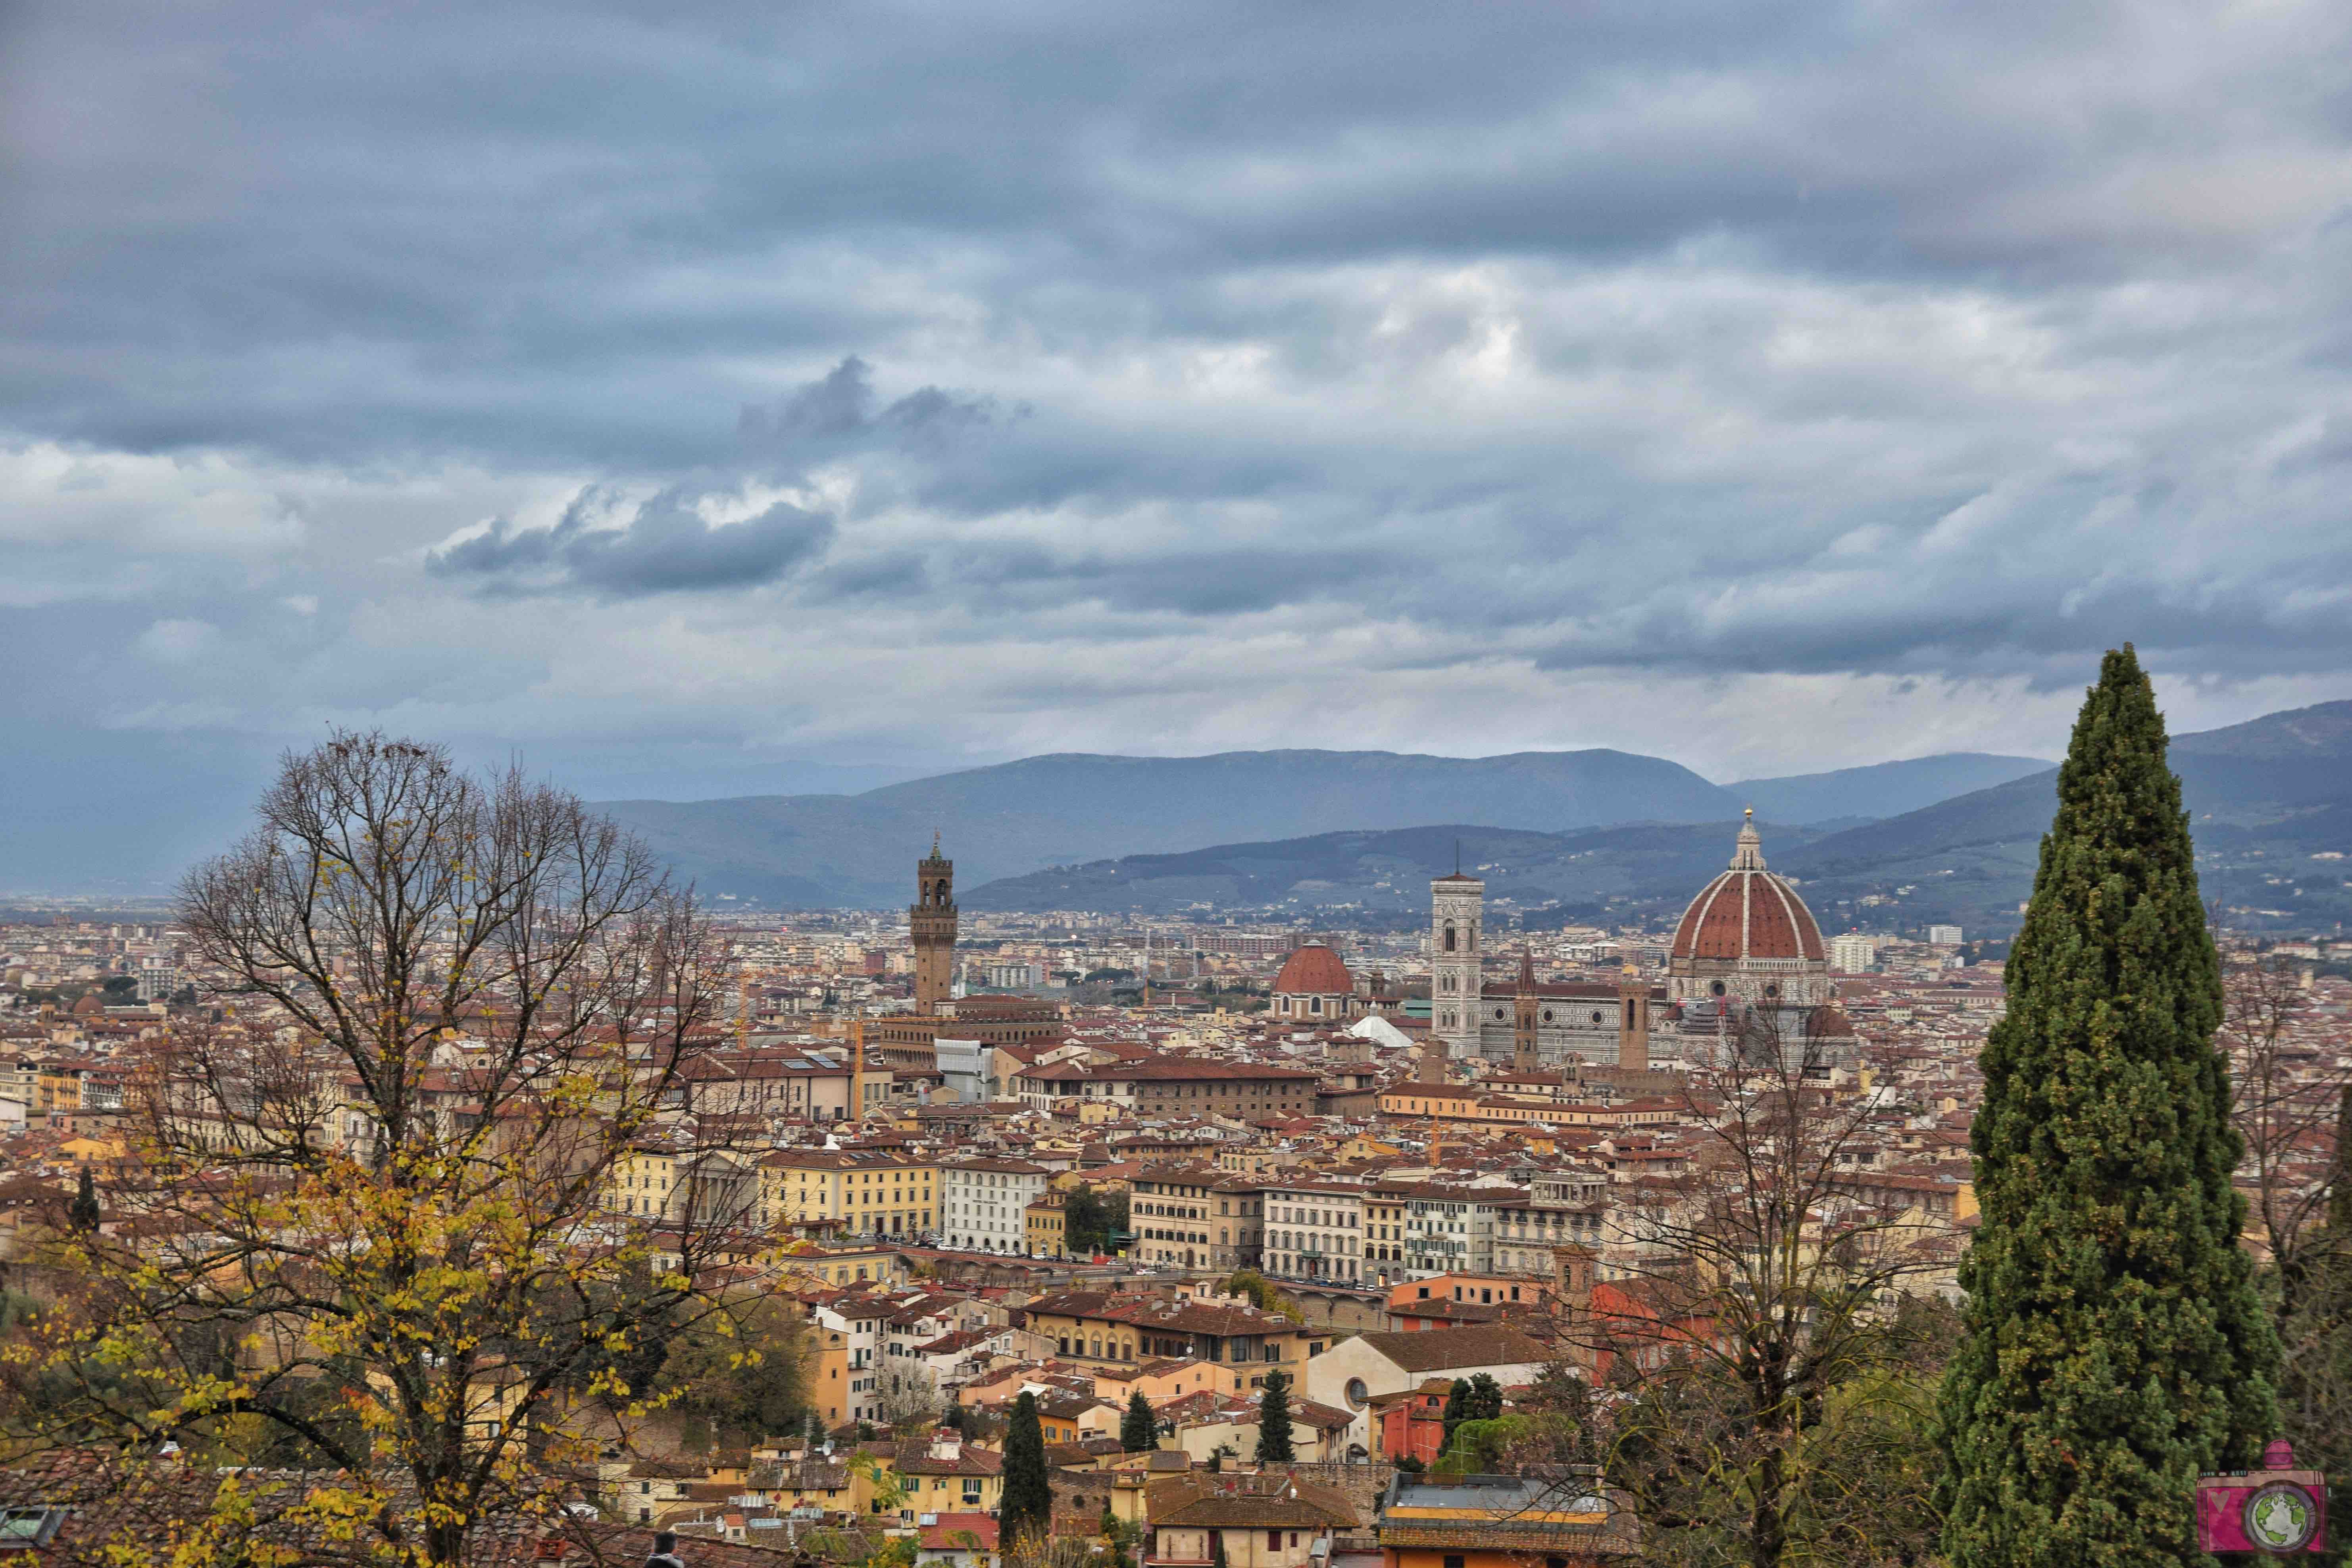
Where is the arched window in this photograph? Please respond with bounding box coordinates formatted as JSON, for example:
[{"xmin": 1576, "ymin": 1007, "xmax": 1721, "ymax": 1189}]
[{"xmin": 1443, "ymin": 923, "xmax": 1457, "ymax": 952}]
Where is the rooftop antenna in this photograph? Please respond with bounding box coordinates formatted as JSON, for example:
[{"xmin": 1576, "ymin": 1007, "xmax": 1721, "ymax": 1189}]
[{"xmin": 1454, "ymin": 837, "xmax": 1461, "ymax": 875}]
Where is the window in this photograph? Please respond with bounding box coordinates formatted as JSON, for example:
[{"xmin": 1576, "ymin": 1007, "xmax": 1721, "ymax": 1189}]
[{"xmin": 1445, "ymin": 1556, "xmax": 1465, "ymax": 1568}]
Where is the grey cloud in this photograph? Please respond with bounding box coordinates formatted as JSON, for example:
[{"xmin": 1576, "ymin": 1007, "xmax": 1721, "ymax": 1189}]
[
  {"xmin": 9, "ymin": 0, "xmax": 2352, "ymax": 813},
  {"xmin": 427, "ymin": 487, "xmax": 835, "ymax": 598},
  {"xmin": 735, "ymin": 357, "xmax": 1002, "ymax": 456}
]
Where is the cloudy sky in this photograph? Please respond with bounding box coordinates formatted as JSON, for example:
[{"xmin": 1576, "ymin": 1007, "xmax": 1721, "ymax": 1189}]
[{"xmin": 8, "ymin": 1, "xmax": 2352, "ymax": 886}]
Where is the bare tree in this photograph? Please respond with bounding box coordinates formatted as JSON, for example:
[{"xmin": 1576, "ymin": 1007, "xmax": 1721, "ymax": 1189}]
[
  {"xmin": 1569, "ymin": 1003, "xmax": 1952, "ymax": 1568},
  {"xmin": 877, "ymin": 1363, "xmax": 944, "ymax": 1434},
  {"xmin": 2218, "ymin": 948, "xmax": 2345, "ymax": 1302},
  {"xmin": 15, "ymin": 732, "xmax": 779, "ymax": 1566}
]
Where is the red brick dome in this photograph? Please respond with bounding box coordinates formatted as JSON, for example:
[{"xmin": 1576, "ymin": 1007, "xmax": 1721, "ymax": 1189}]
[
  {"xmin": 1670, "ymin": 814, "xmax": 1825, "ymax": 964},
  {"xmin": 1272, "ymin": 943, "xmax": 1353, "ymax": 995}
]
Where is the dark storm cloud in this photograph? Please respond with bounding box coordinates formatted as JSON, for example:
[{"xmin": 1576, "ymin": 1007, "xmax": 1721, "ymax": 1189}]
[{"xmin": 427, "ymin": 486, "xmax": 834, "ymax": 598}]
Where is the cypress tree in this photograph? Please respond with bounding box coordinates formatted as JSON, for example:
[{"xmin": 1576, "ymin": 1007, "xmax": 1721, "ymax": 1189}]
[
  {"xmin": 1255, "ymin": 1367, "xmax": 1294, "ymax": 1462},
  {"xmin": 1000, "ymin": 1391, "xmax": 1053, "ymax": 1547},
  {"xmin": 1439, "ymin": 1378, "xmax": 1469, "ymax": 1448},
  {"xmin": 68, "ymin": 1168, "xmax": 99, "ymax": 1233},
  {"xmin": 1939, "ymin": 646, "xmax": 2279, "ymax": 1568},
  {"xmin": 1121, "ymin": 1389, "xmax": 1156, "ymax": 1452}
]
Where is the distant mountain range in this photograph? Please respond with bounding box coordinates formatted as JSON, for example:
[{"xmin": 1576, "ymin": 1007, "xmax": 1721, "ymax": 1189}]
[
  {"xmin": 597, "ymin": 747, "xmax": 2050, "ymax": 908},
  {"xmin": 956, "ymin": 702, "xmax": 2352, "ymax": 935}
]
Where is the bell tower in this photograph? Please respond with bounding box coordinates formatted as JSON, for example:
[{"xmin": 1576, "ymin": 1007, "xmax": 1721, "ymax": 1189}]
[
  {"xmin": 910, "ymin": 834, "xmax": 957, "ymax": 1015},
  {"xmin": 1429, "ymin": 865, "xmax": 1484, "ymax": 1059},
  {"xmin": 1617, "ymin": 960, "xmax": 1649, "ymax": 1072},
  {"xmin": 1512, "ymin": 946, "xmax": 1541, "ymax": 1072}
]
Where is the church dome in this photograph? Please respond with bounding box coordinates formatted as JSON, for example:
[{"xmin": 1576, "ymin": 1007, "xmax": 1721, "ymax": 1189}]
[
  {"xmin": 1806, "ymin": 1003, "xmax": 1857, "ymax": 1037},
  {"xmin": 1272, "ymin": 944, "xmax": 1353, "ymax": 995},
  {"xmin": 1670, "ymin": 812, "xmax": 1825, "ymax": 964}
]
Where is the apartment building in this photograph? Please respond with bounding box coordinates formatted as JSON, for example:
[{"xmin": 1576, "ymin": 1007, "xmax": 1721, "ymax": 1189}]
[
  {"xmin": 940, "ymin": 1156, "xmax": 1048, "ymax": 1252},
  {"xmin": 758, "ymin": 1150, "xmax": 938, "ymax": 1238},
  {"xmin": 1262, "ymin": 1180, "xmax": 1366, "ymax": 1284}
]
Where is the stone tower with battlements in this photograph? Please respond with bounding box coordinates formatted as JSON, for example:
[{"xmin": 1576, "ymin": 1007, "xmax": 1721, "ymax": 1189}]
[
  {"xmin": 1429, "ymin": 868, "xmax": 1484, "ymax": 1058},
  {"xmin": 911, "ymin": 834, "xmax": 958, "ymax": 1015}
]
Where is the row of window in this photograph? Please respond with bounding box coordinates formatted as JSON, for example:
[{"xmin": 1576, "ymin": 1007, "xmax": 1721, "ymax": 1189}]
[{"xmin": 1268, "ymin": 1229, "xmax": 1359, "ymax": 1255}]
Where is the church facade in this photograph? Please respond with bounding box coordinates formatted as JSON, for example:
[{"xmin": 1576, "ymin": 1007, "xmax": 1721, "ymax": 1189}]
[{"xmin": 1431, "ymin": 811, "xmax": 1852, "ymax": 1072}]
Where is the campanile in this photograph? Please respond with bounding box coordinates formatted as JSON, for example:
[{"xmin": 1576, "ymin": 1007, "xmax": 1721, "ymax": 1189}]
[{"xmin": 910, "ymin": 834, "xmax": 958, "ymax": 1015}]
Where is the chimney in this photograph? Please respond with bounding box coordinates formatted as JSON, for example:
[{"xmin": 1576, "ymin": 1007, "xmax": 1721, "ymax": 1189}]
[
  {"xmin": 535, "ymin": 1537, "xmax": 571, "ymax": 1562},
  {"xmin": 931, "ymin": 1430, "xmax": 962, "ymax": 1463}
]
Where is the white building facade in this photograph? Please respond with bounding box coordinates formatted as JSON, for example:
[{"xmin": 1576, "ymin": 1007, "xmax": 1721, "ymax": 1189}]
[
  {"xmin": 940, "ymin": 1157, "xmax": 1048, "ymax": 1252},
  {"xmin": 1400, "ymin": 1184, "xmax": 1505, "ymax": 1277},
  {"xmin": 1262, "ymin": 1181, "xmax": 1367, "ymax": 1283},
  {"xmin": 1827, "ymin": 934, "xmax": 1879, "ymax": 973}
]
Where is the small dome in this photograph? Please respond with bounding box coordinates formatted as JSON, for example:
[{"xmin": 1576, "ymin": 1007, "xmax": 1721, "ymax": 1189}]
[
  {"xmin": 72, "ymin": 993, "xmax": 104, "ymax": 1016},
  {"xmin": 1272, "ymin": 944, "xmax": 1353, "ymax": 995},
  {"xmin": 1806, "ymin": 1004, "xmax": 1857, "ymax": 1037},
  {"xmin": 1669, "ymin": 813, "xmax": 1826, "ymax": 964}
]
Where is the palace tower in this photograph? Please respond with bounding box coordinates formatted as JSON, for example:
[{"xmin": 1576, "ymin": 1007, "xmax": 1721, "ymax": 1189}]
[{"xmin": 910, "ymin": 834, "xmax": 958, "ymax": 1015}]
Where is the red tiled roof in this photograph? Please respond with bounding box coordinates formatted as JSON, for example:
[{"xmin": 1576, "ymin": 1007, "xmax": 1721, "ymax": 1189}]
[{"xmin": 1272, "ymin": 945, "xmax": 1353, "ymax": 997}]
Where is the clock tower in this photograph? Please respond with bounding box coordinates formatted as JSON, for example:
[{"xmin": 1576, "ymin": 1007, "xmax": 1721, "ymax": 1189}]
[{"xmin": 910, "ymin": 834, "xmax": 958, "ymax": 1015}]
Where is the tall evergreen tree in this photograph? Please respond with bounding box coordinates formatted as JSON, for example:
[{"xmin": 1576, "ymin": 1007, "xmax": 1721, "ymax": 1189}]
[
  {"xmin": 1255, "ymin": 1367, "xmax": 1295, "ymax": 1462},
  {"xmin": 1000, "ymin": 1391, "xmax": 1053, "ymax": 1547},
  {"xmin": 1939, "ymin": 646, "xmax": 2279, "ymax": 1568},
  {"xmin": 67, "ymin": 1167, "xmax": 98, "ymax": 1233},
  {"xmin": 1463, "ymin": 1373, "xmax": 1503, "ymax": 1423},
  {"xmin": 1440, "ymin": 1378, "xmax": 1469, "ymax": 1449},
  {"xmin": 1122, "ymin": 1389, "xmax": 1157, "ymax": 1452}
]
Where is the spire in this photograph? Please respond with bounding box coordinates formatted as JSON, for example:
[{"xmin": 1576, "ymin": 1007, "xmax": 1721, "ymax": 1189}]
[
  {"xmin": 931, "ymin": 829, "xmax": 942, "ymax": 858},
  {"xmin": 1518, "ymin": 945, "xmax": 1536, "ymax": 988},
  {"xmin": 1730, "ymin": 806, "xmax": 1766, "ymax": 871}
]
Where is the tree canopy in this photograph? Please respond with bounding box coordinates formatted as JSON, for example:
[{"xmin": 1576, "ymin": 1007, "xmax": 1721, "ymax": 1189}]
[{"xmin": 1939, "ymin": 648, "xmax": 2280, "ymax": 1567}]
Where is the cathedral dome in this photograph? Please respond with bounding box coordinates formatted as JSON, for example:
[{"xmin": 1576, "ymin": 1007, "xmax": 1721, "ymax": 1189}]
[
  {"xmin": 1273, "ymin": 944, "xmax": 1354, "ymax": 996},
  {"xmin": 1669, "ymin": 812, "xmax": 1825, "ymax": 964}
]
